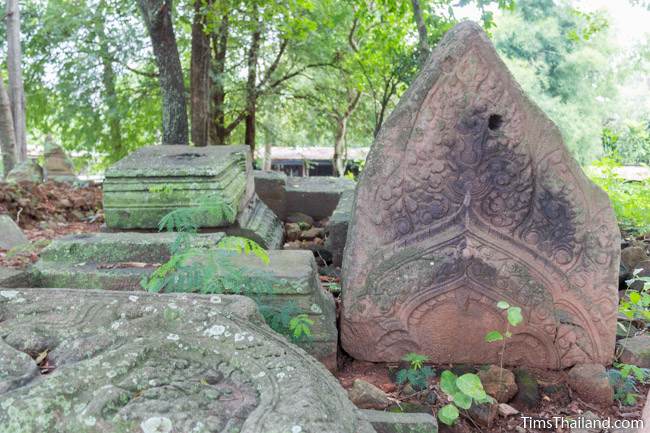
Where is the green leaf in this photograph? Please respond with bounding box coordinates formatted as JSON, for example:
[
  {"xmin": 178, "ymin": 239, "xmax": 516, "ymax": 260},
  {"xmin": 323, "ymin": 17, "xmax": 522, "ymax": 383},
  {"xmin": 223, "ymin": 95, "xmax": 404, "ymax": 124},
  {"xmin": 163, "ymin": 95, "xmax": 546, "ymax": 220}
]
[
  {"xmin": 497, "ymin": 301, "xmax": 510, "ymax": 310},
  {"xmin": 630, "ymin": 291, "xmax": 642, "ymax": 304},
  {"xmin": 507, "ymin": 306, "xmax": 523, "ymax": 326},
  {"xmin": 456, "ymin": 373, "xmax": 487, "ymax": 400},
  {"xmin": 437, "ymin": 404, "xmax": 459, "ymax": 426},
  {"xmin": 440, "ymin": 370, "xmax": 460, "ymax": 396},
  {"xmin": 395, "ymin": 369, "xmax": 408, "ymax": 385},
  {"xmin": 485, "ymin": 331, "xmax": 504, "ymax": 342},
  {"xmin": 452, "ymin": 391, "xmax": 472, "ymax": 409},
  {"xmin": 402, "ymin": 352, "xmax": 429, "ymax": 370}
]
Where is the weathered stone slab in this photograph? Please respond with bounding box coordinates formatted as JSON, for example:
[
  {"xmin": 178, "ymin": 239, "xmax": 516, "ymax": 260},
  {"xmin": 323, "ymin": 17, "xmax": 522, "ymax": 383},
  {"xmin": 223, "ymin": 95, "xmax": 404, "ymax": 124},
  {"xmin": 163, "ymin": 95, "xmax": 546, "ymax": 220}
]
[
  {"xmin": 0, "ymin": 214, "xmax": 29, "ymax": 250},
  {"xmin": 326, "ymin": 189, "xmax": 354, "ymax": 267},
  {"xmin": 43, "ymin": 137, "xmax": 77, "ymax": 183},
  {"xmin": 359, "ymin": 410, "xmax": 438, "ymax": 433},
  {"xmin": 32, "ymin": 232, "xmax": 338, "ymax": 367},
  {"xmin": 253, "ymin": 170, "xmax": 288, "ymax": 219},
  {"xmin": 224, "ymin": 195, "xmax": 283, "ymax": 249},
  {"xmin": 0, "ymin": 267, "xmax": 30, "ymax": 288},
  {"xmin": 341, "ymin": 22, "xmax": 619, "ymax": 368},
  {"xmin": 286, "ymin": 177, "xmax": 355, "ymax": 220},
  {"xmin": 0, "ymin": 289, "xmax": 367, "ymax": 433},
  {"xmin": 103, "ymin": 145, "xmax": 254, "ymax": 229}
]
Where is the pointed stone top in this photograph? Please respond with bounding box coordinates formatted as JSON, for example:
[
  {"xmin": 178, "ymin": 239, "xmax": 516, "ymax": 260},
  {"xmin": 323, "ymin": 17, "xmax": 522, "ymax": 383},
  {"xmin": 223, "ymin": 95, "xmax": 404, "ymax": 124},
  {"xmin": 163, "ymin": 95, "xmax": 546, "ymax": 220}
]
[{"xmin": 341, "ymin": 21, "xmax": 619, "ymax": 369}]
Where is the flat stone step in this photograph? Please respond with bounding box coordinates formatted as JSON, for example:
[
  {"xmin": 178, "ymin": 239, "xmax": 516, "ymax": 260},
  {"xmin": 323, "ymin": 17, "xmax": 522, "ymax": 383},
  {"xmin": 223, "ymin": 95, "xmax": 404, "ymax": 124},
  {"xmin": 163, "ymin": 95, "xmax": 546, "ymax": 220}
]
[{"xmin": 32, "ymin": 233, "xmax": 337, "ymax": 368}]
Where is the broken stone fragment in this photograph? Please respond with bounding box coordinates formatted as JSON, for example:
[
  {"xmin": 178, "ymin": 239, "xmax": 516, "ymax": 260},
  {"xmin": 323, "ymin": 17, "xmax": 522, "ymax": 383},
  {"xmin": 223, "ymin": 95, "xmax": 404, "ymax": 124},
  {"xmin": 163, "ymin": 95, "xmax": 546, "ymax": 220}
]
[
  {"xmin": 0, "ymin": 214, "xmax": 29, "ymax": 250},
  {"xmin": 478, "ymin": 365, "xmax": 518, "ymax": 403},
  {"xmin": 567, "ymin": 363, "xmax": 614, "ymax": 406},
  {"xmin": 348, "ymin": 379, "xmax": 391, "ymax": 409}
]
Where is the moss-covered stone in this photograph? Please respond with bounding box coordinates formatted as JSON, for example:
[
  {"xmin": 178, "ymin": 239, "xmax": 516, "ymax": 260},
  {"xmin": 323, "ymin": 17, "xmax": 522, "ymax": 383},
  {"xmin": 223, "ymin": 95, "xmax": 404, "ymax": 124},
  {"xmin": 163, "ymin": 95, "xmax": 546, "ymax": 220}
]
[
  {"xmin": 103, "ymin": 145, "xmax": 253, "ymax": 229},
  {"xmin": 0, "ymin": 289, "xmax": 365, "ymax": 433},
  {"xmin": 32, "ymin": 233, "xmax": 338, "ymax": 368}
]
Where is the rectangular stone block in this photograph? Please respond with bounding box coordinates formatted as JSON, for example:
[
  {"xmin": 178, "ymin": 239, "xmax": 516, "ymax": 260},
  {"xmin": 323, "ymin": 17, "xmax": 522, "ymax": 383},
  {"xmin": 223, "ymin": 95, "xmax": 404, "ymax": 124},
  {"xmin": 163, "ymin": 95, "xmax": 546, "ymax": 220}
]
[
  {"xmin": 253, "ymin": 170, "xmax": 288, "ymax": 219},
  {"xmin": 359, "ymin": 410, "xmax": 438, "ymax": 433},
  {"xmin": 285, "ymin": 177, "xmax": 355, "ymax": 219},
  {"xmin": 103, "ymin": 145, "xmax": 254, "ymax": 229},
  {"xmin": 32, "ymin": 232, "xmax": 337, "ymax": 367},
  {"xmin": 224, "ymin": 195, "xmax": 283, "ymax": 249},
  {"xmin": 325, "ymin": 189, "xmax": 354, "ymax": 267}
]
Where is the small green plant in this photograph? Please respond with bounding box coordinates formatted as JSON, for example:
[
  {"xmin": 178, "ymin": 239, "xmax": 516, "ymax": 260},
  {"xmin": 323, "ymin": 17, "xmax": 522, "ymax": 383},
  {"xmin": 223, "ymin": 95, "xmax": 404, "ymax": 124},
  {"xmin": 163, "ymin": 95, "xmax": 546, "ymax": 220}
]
[
  {"xmin": 619, "ymin": 269, "xmax": 650, "ymax": 325},
  {"xmin": 289, "ymin": 314, "xmax": 314, "ymax": 342},
  {"xmin": 395, "ymin": 353, "xmax": 435, "ymax": 391},
  {"xmin": 608, "ymin": 363, "xmax": 650, "ymax": 406},
  {"xmin": 485, "ymin": 300, "xmax": 523, "ymax": 367},
  {"xmin": 438, "ymin": 370, "xmax": 493, "ymax": 426},
  {"xmin": 141, "ymin": 198, "xmax": 309, "ymax": 344}
]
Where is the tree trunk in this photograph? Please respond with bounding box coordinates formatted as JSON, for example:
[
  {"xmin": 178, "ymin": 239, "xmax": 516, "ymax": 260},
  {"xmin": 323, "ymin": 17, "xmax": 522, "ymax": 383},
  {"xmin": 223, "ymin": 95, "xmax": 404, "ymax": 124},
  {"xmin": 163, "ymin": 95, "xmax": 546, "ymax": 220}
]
[
  {"xmin": 333, "ymin": 90, "xmax": 361, "ymax": 177},
  {"xmin": 0, "ymin": 76, "xmax": 16, "ymax": 176},
  {"xmin": 190, "ymin": 0, "xmax": 211, "ymax": 147},
  {"xmin": 97, "ymin": 0, "xmax": 125, "ymax": 160},
  {"xmin": 6, "ymin": 0, "xmax": 27, "ymax": 162},
  {"xmin": 138, "ymin": 0, "xmax": 188, "ymax": 144},
  {"xmin": 244, "ymin": 4, "xmax": 262, "ymax": 156},
  {"xmin": 211, "ymin": 13, "xmax": 229, "ymax": 145},
  {"xmin": 410, "ymin": 0, "xmax": 430, "ymax": 67}
]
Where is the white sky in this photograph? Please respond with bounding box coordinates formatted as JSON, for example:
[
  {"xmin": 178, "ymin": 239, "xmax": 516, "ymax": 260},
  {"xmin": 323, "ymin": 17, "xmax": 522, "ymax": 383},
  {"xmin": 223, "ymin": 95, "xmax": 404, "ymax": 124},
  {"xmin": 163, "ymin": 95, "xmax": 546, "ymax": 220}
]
[{"xmin": 456, "ymin": 0, "xmax": 650, "ymax": 48}]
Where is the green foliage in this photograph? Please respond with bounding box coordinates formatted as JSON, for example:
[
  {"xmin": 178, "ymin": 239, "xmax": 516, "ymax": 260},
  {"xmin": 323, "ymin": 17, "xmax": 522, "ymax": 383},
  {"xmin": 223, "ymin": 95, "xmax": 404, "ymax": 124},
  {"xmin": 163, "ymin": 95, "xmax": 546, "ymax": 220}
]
[
  {"xmin": 395, "ymin": 352, "xmax": 435, "ymax": 391},
  {"xmin": 438, "ymin": 370, "xmax": 493, "ymax": 425},
  {"xmin": 608, "ymin": 363, "xmax": 650, "ymax": 406},
  {"xmin": 587, "ymin": 157, "xmax": 650, "ymax": 235},
  {"xmin": 289, "ymin": 314, "xmax": 315, "ymax": 341},
  {"xmin": 493, "ymin": 0, "xmax": 618, "ymax": 163},
  {"xmin": 141, "ymin": 200, "xmax": 308, "ymax": 343},
  {"xmin": 619, "ymin": 269, "xmax": 650, "ymax": 323}
]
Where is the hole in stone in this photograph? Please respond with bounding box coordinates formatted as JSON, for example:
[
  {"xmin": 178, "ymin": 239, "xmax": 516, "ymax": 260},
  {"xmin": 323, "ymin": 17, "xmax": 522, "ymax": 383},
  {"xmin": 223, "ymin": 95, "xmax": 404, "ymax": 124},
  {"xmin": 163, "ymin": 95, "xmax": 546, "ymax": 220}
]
[
  {"xmin": 28, "ymin": 348, "xmax": 56, "ymax": 375},
  {"xmin": 488, "ymin": 114, "xmax": 503, "ymax": 131},
  {"xmin": 170, "ymin": 152, "xmax": 202, "ymax": 161}
]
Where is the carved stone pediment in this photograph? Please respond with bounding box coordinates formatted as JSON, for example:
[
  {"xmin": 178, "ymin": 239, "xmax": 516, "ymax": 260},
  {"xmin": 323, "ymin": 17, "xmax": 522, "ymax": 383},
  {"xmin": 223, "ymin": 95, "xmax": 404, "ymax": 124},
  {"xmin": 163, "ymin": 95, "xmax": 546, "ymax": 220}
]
[{"xmin": 341, "ymin": 22, "xmax": 619, "ymax": 368}]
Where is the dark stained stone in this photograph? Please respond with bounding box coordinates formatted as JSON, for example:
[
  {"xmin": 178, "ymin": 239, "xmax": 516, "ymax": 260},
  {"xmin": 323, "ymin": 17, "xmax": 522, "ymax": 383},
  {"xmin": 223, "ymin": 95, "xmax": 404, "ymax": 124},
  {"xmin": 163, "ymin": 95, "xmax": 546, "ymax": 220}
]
[{"xmin": 341, "ymin": 22, "xmax": 619, "ymax": 368}]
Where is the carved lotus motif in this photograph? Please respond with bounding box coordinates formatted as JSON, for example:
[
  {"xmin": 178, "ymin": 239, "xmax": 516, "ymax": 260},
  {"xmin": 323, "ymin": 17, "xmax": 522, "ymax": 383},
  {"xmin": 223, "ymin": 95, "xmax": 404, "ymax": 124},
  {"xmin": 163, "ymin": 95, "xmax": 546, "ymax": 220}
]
[{"xmin": 341, "ymin": 22, "xmax": 619, "ymax": 368}]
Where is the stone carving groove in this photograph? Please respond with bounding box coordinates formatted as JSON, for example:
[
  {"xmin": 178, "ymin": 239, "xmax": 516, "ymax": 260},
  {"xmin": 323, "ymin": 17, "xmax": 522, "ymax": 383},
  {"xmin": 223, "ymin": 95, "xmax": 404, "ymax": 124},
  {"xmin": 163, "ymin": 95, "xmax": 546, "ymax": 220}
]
[
  {"xmin": 341, "ymin": 22, "xmax": 619, "ymax": 368},
  {"xmin": 0, "ymin": 289, "xmax": 365, "ymax": 433}
]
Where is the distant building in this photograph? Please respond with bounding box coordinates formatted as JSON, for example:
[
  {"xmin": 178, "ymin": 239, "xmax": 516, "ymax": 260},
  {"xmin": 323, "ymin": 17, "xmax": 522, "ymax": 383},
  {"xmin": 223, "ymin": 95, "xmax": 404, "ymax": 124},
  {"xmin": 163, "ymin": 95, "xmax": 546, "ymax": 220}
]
[{"xmin": 256, "ymin": 147, "xmax": 369, "ymax": 176}]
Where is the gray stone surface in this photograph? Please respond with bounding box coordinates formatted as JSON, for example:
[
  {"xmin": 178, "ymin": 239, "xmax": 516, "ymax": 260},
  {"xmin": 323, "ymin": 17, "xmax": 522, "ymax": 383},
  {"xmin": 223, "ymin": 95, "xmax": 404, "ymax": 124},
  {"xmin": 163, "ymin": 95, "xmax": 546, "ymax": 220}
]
[
  {"xmin": 225, "ymin": 195, "xmax": 283, "ymax": 249},
  {"xmin": 285, "ymin": 177, "xmax": 355, "ymax": 220},
  {"xmin": 0, "ymin": 289, "xmax": 368, "ymax": 433},
  {"xmin": 32, "ymin": 232, "xmax": 338, "ymax": 367},
  {"xmin": 325, "ymin": 189, "xmax": 354, "ymax": 267},
  {"xmin": 359, "ymin": 410, "xmax": 437, "ymax": 433},
  {"xmin": 103, "ymin": 145, "xmax": 254, "ymax": 229},
  {"xmin": 618, "ymin": 335, "xmax": 650, "ymax": 368},
  {"xmin": 5, "ymin": 159, "xmax": 43, "ymax": 183},
  {"xmin": 0, "ymin": 267, "xmax": 30, "ymax": 288},
  {"xmin": 348, "ymin": 379, "xmax": 391, "ymax": 409},
  {"xmin": 0, "ymin": 214, "xmax": 29, "ymax": 250},
  {"xmin": 253, "ymin": 170, "xmax": 288, "ymax": 219}
]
